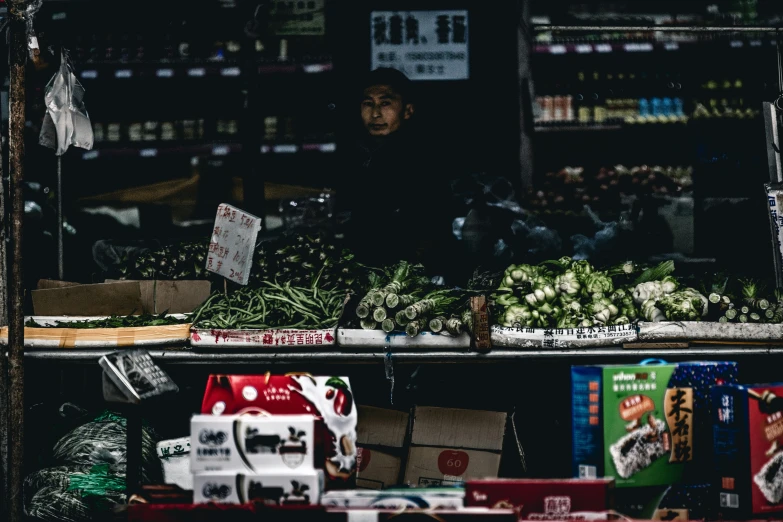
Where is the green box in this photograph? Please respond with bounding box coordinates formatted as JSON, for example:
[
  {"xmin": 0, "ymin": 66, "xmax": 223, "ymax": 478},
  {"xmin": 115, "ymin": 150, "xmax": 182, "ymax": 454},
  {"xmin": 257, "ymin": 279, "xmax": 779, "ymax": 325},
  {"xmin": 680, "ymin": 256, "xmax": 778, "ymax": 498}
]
[{"xmin": 572, "ymin": 362, "xmax": 738, "ymax": 488}]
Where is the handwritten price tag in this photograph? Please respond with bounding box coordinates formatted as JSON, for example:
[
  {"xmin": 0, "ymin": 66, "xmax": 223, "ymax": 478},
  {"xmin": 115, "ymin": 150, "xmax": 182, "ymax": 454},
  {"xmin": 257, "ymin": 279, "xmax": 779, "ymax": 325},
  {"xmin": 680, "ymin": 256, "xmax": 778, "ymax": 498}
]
[{"xmin": 207, "ymin": 203, "xmax": 261, "ymax": 285}]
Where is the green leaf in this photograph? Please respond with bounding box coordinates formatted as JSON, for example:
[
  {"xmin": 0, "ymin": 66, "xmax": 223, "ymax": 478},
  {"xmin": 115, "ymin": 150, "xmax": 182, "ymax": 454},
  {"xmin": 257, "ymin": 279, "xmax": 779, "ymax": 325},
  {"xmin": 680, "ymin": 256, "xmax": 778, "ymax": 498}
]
[{"xmin": 326, "ymin": 377, "xmax": 348, "ymax": 390}]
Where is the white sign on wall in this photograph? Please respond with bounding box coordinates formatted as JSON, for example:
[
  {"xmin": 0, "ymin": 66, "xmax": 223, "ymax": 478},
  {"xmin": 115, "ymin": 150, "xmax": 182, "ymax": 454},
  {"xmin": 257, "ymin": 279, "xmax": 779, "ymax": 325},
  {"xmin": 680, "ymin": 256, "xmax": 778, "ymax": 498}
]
[{"xmin": 370, "ymin": 10, "xmax": 469, "ymax": 81}]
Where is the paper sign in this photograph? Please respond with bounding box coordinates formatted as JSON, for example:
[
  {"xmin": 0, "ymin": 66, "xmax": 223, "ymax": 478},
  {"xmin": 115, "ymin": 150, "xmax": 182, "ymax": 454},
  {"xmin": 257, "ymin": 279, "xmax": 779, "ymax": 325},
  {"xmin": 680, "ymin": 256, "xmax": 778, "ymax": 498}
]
[
  {"xmin": 370, "ymin": 10, "xmax": 469, "ymax": 81},
  {"xmin": 207, "ymin": 204, "xmax": 261, "ymax": 285},
  {"xmin": 765, "ymin": 184, "xmax": 783, "ymax": 287}
]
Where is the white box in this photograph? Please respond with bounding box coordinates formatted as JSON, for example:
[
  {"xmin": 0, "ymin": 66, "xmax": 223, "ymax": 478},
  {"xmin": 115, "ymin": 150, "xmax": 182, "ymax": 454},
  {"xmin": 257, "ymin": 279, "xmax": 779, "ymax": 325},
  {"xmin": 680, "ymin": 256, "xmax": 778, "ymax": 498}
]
[
  {"xmin": 321, "ymin": 489, "xmax": 465, "ymax": 509},
  {"xmin": 193, "ymin": 470, "xmax": 322, "ymax": 505},
  {"xmin": 191, "ymin": 414, "xmax": 317, "ymax": 473}
]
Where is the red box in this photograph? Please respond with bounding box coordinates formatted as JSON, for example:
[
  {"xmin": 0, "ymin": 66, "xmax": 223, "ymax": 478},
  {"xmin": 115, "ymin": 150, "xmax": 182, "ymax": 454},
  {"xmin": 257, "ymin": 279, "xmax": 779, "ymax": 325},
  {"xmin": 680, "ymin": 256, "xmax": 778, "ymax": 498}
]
[
  {"xmin": 465, "ymin": 478, "xmax": 614, "ymax": 520},
  {"xmin": 201, "ymin": 374, "xmax": 357, "ymax": 490}
]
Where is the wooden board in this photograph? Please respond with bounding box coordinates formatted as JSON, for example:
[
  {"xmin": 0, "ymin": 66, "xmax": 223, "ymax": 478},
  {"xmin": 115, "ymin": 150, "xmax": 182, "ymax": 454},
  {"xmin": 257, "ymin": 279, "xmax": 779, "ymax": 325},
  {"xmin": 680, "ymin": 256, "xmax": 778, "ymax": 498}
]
[
  {"xmin": 191, "ymin": 328, "xmax": 337, "ymax": 348},
  {"xmin": 491, "ymin": 323, "xmax": 638, "ymax": 349},
  {"xmin": 638, "ymin": 321, "xmax": 783, "ymax": 342},
  {"xmin": 336, "ymin": 329, "xmax": 471, "ymax": 349},
  {"xmin": 0, "ymin": 324, "xmax": 191, "ymax": 349}
]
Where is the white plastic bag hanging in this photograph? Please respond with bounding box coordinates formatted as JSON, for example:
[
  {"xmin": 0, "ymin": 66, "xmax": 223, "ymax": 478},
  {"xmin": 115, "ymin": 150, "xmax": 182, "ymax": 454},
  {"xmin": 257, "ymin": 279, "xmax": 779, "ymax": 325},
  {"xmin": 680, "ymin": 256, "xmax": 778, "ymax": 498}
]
[{"xmin": 39, "ymin": 48, "xmax": 93, "ymax": 156}]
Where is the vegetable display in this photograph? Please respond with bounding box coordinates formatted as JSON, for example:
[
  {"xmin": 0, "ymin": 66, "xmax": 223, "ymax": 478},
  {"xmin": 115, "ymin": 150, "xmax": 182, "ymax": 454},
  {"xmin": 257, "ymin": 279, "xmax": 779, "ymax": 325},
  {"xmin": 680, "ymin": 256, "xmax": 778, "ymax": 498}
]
[
  {"xmin": 113, "ymin": 240, "xmax": 211, "ymax": 281},
  {"xmin": 108, "ymin": 234, "xmax": 359, "ymax": 291},
  {"xmin": 25, "ymin": 314, "xmax": 189, "ymax": 328},
  {"xmin": 352, "ymin": 261, "xmax": 473, "ymax": 337},
  {"xmin": 191, "ymin": 276, "xmax": 345, "ymax": 330}
]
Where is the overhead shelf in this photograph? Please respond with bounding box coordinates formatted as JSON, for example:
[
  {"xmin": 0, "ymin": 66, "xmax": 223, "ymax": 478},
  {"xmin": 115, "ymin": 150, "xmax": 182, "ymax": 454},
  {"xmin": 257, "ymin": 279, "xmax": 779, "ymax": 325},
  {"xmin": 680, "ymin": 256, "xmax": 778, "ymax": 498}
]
[
  {"xmin": 533, "ymin": 38, "xmax": 773, "ymax": 56},
  {"xmin": 76, "ymin": 61, "xmax": 333, "ymax": 81}
]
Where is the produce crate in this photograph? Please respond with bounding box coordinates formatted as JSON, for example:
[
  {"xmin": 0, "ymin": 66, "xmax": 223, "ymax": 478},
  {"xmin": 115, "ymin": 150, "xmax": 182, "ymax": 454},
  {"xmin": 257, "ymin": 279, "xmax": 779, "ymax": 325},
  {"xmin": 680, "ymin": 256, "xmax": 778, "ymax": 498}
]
[
  {"xmin": 638, "ymin": 321, "xmax": 783, "ymax": 342},
  {"xmin": 0, "ymin": 316, "xmax": 191, "ymax": 349},
  {"xmin": 491, "ymin": 323, "xmax": 638, "ymax": 349},
  {"xmin": 190, "ymin": 327, "xmax": 337, "ymax": 348},
  {"xmin": 336, "ymin": 328, "xmax": 471, "ymax": 349}
]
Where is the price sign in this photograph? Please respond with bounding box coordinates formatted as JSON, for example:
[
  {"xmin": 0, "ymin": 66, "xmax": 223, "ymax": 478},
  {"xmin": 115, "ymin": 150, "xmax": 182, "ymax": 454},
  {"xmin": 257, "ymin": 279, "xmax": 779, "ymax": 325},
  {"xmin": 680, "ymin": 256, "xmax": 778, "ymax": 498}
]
[{"xmin": 207, "ymin": 204, "xmax": 261, "ymax": 285}]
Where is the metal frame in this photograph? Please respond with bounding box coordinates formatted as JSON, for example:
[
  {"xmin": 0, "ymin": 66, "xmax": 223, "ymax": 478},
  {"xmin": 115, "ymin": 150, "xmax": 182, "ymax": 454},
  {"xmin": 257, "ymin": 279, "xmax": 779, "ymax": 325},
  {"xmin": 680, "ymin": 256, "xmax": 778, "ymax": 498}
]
[{"xmin": 20, "ymin": 346, "xmax": 783, "ymax": 364}]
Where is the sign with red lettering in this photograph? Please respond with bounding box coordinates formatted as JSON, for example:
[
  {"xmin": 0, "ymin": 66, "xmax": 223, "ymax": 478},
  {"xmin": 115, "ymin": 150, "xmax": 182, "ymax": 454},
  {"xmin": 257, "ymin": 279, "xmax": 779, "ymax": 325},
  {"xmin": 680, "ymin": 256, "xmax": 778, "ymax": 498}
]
[{"xmin": 207, "ymin": 203, "xmax": 261, "ymax": 285}]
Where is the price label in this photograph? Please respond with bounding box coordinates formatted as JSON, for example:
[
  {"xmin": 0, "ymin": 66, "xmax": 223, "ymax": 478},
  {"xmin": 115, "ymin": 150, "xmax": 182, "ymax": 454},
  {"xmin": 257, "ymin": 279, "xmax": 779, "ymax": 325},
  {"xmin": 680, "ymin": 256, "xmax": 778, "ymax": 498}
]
[{"xmin": 207, "ymin": 204, "xmax": 262, "ymax": 285}]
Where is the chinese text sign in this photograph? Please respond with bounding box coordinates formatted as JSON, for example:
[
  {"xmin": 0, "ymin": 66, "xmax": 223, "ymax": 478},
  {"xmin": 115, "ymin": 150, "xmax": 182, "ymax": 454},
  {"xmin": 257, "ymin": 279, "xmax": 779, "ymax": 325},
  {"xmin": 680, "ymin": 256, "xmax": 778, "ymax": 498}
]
[
  {"xmin": 207, "ymin": 204, "xmax": 261, "ymax": 285},
  {"xmin": 370, "ymin": 10, "xmax": 469, "ymax": 81}
]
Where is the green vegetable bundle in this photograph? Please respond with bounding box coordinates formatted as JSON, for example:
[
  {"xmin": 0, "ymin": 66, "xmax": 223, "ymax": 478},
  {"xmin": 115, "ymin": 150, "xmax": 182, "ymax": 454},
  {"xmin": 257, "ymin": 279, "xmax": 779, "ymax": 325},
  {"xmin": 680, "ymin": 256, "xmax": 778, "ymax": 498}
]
[
  {"xmin": 250, "ymin": 234, "xmax": 359, "ymax": 290},
  {"xmin": 113, "ymin": 240, "xmax": 211, "ymax": 281},
  {"xmin": 192, "ymin": 276, "xmax": 345, "ymax": 330},
  {"xmin": 494, "ymin": 258, "xmax": 679, "ymax": 328},
  {"xmin": 25, "ymin": 313, "xmax": 188, "ymax": 329},
  {"xmin": 353, "ymin": 261, "xmax": 472, "ymax": 337}
]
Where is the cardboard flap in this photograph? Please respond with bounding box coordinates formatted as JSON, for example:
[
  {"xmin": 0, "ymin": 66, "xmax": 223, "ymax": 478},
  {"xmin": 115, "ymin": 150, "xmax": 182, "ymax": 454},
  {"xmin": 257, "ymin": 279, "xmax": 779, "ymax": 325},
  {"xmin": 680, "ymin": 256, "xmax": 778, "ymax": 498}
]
[
  {"xmin": 357, "ymin": 406, "xmax": 410, "ymax": 448},
  {"xmin": 32, "ymin": 281, "xmax": 143, "ymax": 316},
  {"xmin": 138, "ymin": 280, "xmax": 212, "ymax": 314},
  {"xmin": 37, "ymin": 279, "xmax": 81, "ymax": 290},
  {"xmin": 411, "ymin": 407, "xmax": 507, "ymax": 451}
]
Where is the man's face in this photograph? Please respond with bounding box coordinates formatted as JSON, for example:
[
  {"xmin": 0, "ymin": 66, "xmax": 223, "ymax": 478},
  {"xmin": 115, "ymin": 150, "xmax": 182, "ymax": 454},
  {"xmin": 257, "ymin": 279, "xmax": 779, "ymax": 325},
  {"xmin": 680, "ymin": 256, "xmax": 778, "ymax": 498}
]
[{"xmin": 361, "ymin": 84, "xmax": 414, "ymax": 137}]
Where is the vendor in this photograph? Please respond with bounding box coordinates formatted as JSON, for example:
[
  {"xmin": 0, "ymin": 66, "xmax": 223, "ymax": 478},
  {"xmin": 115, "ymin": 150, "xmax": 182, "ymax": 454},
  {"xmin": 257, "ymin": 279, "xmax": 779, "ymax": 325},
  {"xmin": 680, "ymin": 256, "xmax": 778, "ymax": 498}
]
[{"xmin": 339, "ymin": 68, "xmax": 457, "ymax": 277}]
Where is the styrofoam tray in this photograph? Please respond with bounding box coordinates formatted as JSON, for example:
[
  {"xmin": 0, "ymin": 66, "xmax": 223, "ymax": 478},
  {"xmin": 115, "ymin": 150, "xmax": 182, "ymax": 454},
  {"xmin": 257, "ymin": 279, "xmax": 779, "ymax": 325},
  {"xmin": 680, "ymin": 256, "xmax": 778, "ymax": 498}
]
[
  {"xmin": 0, "ymin": 315, "xmax": 191, "ymax": 349},
  {"xmin": 337, "ymin": 328, "xmax": 471, "ymax": 349},
  {"xmin": 190, "ymin": 328, "xmax": 337, "ymax": 348},
  {"xmin": 638, "ymin": 321, "xmax": 783, "ymax": 342},
  {"xmin": 491, "ymin": 323, "xmax": 638, "ymax": 349}
]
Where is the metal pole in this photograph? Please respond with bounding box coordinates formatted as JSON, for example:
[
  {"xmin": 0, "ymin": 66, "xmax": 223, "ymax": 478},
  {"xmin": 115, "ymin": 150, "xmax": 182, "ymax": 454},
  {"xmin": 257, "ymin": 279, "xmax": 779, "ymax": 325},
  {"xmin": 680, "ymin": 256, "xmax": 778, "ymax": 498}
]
[
  {"xmin": 57, "ymin": 157, "xmax": 63, "ymax": 280},
  {"xmin": 533, "ymin": 25, "xmax": 783, "ymax": 33},
  {"xmin": 7, "ymin": 1, "xmax": 26, "ymax": 521}
]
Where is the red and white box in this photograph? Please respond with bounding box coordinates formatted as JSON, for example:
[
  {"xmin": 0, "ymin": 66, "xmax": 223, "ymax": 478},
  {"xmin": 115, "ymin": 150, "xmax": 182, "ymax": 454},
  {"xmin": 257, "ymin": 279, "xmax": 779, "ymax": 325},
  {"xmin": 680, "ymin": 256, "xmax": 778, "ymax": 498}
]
[{"xmin": 465, "ymin": 478, "xmax": 615, "ymax": 520}]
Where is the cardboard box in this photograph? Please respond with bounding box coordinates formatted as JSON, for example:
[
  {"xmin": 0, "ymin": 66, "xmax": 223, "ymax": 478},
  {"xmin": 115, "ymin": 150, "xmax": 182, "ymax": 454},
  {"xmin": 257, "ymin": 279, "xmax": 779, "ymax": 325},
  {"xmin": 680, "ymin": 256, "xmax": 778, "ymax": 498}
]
[
  {"xmin": 356, "ymin": 406, "xmax": 409, "ymax": 490},
  {"xmin": 572, "ymin": 362, "xmax": 738, "ymax": 488},
  {"xmin": 191, "ymin": 415, "xmax": 320, "ymax": 474},
  {"xmin": 321, "ymin": 488, "xmax": 464, "ymax": 509},
  {"xmin": 193, "ymin": 470, "xmax": 322, "ymax": 505},
  {"xmin": 713, "ymin": 383, "xmax": 783, "ymax": 516},
  {"xmin": 201, "ymin": 374, "xmax": 358, "ymax": 490},
  {"xmin": 404, "ymin": 407, "xmax": 507, "ymax": 487},
  {"xmin": 32, "ymin": 279, "xmax": 211, "ymax": 316},
  {"xmin": 465, "ymin": 478, "xmax": 614, "ymax": 520}
]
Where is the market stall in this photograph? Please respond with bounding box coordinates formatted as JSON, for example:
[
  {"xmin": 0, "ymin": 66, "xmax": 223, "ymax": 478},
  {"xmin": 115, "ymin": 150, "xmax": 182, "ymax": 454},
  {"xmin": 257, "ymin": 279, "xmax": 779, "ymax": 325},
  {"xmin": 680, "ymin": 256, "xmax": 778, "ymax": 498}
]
[{"xmin": 5, "ymin": 1, "xmax": 783, "ymax": 522}]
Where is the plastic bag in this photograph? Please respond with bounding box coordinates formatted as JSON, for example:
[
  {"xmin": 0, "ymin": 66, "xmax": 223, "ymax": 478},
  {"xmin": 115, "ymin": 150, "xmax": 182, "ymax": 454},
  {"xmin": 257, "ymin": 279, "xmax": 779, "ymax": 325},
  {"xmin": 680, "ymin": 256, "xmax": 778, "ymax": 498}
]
[
  {"xmin": 52, "ymin": 411, "xmax": 161, "ymax": 484},
  {"xmin": 24, "ymin": 465, "xmax": 126, "ymax": 522},
  {"xmin": 39, "ymin": 49, "xmax": 93, "ymax": 156}
]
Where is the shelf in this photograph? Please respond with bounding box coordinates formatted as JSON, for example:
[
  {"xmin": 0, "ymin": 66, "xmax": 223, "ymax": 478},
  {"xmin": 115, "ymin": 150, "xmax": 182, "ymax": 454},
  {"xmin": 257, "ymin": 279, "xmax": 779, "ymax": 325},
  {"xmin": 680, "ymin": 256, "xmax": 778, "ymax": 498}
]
[
  {"xmin": 260, "ymin": 142, "xmax": 336, "ymax": 154},
  {"xmin": 76, "ymin": 61, "xmax": 332, "ymax": 81},
  {"xmin": 534, "ymin": 121, "xmax": 687, "ymax": 133},
  {"xmin": 533, "ymin": 38, "xmax": 774, "ymax": 56},
  {"xmin": 80, "ymin": 142, "xmax": 242, "ymax": 160},
  {"xmin": 22, "ymin": 345, "xmax": 783, "ymax": 365}
]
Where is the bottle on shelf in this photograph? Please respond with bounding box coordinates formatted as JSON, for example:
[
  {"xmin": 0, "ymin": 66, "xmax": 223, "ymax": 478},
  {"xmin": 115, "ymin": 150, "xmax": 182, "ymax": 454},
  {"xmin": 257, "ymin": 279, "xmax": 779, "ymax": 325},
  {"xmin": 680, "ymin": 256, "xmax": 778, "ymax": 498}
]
[{"xmin": 592, "ymin": 71, "xmax": 606, "ymax": 124}]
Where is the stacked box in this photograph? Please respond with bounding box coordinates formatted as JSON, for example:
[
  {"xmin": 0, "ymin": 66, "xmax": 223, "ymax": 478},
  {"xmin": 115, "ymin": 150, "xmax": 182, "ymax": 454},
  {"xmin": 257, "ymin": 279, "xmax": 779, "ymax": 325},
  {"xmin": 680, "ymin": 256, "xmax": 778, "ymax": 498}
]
[
  {"xmin": 191, "ymin": 414, "xmax": 324, "ymax": 505},
  {"xmin": 712, "ymin": 383, "xmax": 783, "ymax": 516},
  {"xmin": 572, "ymin": 361, "xmax": 738, "ymax": 488},
  {"xmin": 321, "ymin": 488, "xmax": 464, "ymax": 509}
]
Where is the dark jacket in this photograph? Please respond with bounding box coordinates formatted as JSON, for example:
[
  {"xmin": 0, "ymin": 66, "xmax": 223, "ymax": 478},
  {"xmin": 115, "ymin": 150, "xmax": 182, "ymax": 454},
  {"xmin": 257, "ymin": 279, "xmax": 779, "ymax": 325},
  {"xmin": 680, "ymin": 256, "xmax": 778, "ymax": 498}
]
[{"xmin": 339, "ymin": 126, "xmax": 458, "ymax": 272}]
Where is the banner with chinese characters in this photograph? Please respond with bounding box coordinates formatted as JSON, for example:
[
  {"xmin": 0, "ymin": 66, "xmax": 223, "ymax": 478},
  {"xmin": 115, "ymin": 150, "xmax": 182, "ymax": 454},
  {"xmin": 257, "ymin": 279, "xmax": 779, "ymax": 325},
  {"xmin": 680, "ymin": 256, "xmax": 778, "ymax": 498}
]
[
  {"xmin": 765, "ymin": 183, "xmax": 783, "ymax": 287},
  {"xmin": 191, "ymin": 328, "xmax": 336, "ymax": 348},
  {"xmin": 269, "ymin": 0, "xmax": 325, "ymax": 36},
  {"xmin": 491, "ymin": 323, "xmax": 638, "ymax": 349},
  {"xmin": 370, "ymin": 10, "xmax": 469, "ymax": 81},
  {"xmin": 665, "ymin": 387, "xmax": 694, "ymax": 463}
]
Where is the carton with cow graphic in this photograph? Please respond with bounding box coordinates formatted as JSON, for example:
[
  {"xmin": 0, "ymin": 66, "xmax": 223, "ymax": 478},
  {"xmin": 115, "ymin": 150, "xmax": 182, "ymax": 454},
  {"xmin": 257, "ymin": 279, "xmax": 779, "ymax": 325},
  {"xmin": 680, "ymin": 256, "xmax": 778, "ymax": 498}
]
[
  {"xmin": 193, "ymin": 469, "xmax": 323, "ymax": 505},
  {"xmin": 191, "ymin": 414, "xmax": 323, "ymax": 474}
]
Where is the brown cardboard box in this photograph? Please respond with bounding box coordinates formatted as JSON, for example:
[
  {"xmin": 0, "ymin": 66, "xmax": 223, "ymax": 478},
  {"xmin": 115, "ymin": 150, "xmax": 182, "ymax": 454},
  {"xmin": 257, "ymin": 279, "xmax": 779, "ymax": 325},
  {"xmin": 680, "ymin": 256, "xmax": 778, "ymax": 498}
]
[
  {"xmin": 356, "ymin": 406, "xmax": 409, "ymax": 490},
  {"xmin": 32, "ymin": 280, "xmax": 211, "ymax": 316},
  {"xmin": 404, "ymin": 407, "xmax": 507, "ymax": 487}
]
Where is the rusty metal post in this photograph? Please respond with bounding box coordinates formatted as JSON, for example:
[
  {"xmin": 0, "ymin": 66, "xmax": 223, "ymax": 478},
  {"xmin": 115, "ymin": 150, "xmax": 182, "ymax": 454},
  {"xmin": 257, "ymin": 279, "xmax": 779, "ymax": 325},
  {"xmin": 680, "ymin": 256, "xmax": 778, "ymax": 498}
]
[{"xmin": 7, "ymin": 1, "xmax": 27, "ymax": 521}]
